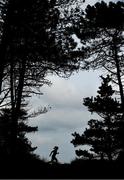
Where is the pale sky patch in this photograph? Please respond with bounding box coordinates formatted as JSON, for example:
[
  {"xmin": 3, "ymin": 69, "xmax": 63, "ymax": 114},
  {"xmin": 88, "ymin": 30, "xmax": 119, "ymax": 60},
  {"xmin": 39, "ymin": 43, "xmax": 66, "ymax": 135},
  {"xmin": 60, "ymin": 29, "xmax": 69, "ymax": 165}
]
[{"xmin": 28, "ymin": 70, "xmax": 102, "ymax": 163}]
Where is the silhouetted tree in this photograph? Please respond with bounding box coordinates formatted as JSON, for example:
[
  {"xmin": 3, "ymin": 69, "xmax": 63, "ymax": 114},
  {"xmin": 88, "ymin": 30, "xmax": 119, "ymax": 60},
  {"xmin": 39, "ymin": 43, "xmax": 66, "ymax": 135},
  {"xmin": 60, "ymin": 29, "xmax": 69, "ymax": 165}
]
[
  {"xmin": 0, "ymin": 0, "xmax": 82, "ymax": 157},
  {"xmin": 0, "ymin": 59, "xmax": 51, "ymax": 157},
  {"xmin": 75, "ymin": 149, "xmax": 93, "ymax": 160},
  {"xmin": 70, "ymin": 1, "xmax": 124, "ymax": 109},
  {"xmin": 0, "ymin": 0, "xmax": 82, "ymax": 95},
  {"xmin": 0, "ymin": 108, "xmax": 39, "ymax": 161},
  {"xmin": 71, "ymin": 75, "xmax": 123, "ymax": 160},
  {"xmin": 68, "ymin": 1, "xmax": 124, "ymax": 160}
]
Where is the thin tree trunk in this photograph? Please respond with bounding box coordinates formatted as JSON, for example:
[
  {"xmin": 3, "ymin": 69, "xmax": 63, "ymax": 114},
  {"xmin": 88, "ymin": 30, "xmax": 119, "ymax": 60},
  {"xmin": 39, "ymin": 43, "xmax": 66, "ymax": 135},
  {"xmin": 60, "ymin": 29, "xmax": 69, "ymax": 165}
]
[
  {"xmin": 10, "ymin": 62, "xmax": 15, "ymax": 111},
  {"xmin": 10, "ymin": 60, "xmax": 26, "ymax": 158},
  {"xmin": 0, "ymin": 0, "xmax": 14, "ymax": 94},
  {"xmin": 0, "ymin": 39, "xmax": 8, "ymax": 94},
  {"xmin": 113, "ymin": 37, "xmax": 124, "ymax": 111},
  {"xmin": 113, "ymin": 36, "xmax": 124, "ymax": 160},
  {"xmin": 10, "ymin": 61, "xmax": 16, "ymax": 156}
]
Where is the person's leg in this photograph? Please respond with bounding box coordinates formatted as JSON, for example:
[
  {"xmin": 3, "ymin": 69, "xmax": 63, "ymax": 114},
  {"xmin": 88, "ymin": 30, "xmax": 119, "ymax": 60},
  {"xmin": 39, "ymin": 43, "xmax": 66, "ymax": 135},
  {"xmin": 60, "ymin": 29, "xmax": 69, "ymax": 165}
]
[
  {"xmin": 52, "ymin": 155, "xmax": 55, "ymax": 162},
  {"xmin": 55, "ymin": 157, "xmax": 58, "ymax": 163}
]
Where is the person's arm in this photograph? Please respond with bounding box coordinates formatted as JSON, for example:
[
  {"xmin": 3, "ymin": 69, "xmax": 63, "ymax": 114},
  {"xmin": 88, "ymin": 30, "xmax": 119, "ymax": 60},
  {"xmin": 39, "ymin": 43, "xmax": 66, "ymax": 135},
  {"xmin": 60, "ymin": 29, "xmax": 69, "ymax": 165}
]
[{"xmin": 49, "ymin": 150, "xmax": 53, "ymax": 156}]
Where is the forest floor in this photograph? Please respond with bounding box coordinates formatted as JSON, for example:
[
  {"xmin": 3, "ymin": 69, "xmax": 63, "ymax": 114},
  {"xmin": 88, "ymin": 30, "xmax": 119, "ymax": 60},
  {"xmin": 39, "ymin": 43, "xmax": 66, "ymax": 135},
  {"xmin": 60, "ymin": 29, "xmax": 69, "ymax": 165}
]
[{"xmin": 0, "ymin": 159, "xmax": 123, "ymax": 178}]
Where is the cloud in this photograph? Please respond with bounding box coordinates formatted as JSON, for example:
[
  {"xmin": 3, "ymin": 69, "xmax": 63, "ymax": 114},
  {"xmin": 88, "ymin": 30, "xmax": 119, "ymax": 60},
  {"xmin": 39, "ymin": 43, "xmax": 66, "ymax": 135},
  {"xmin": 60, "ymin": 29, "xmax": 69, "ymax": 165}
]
[
  {"xmin": 29, "ymin": 108, "xmax": 90, "ymax": 136},
  {"xmin": 31, "ymin": 70, "xmax": 101, "ymax": 109}
]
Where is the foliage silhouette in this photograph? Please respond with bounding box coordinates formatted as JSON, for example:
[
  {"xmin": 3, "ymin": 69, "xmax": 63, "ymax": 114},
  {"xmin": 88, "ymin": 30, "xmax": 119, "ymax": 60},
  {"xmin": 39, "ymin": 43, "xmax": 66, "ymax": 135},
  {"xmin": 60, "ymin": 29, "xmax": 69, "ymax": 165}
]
[
  {"xmin": 69, "ymin": 1, "xmax": 124, "ymax": 109},
  {"xmin": 0, "ymin": 0, "xmax": 84, "ymax": 157},
  {"xmin": 0, "ymin": 0, "xmax": 81, "ymax": 94},
  {"xmin": 68, "ymin": 0, "xmax": 124, "ymax": 160},
  {"xmin": 0, "ymin": 108, "xmax": 39, "ymax": 161},
  {"xmin": 71, "ymin": 75, "xmax": 124, "ymax": 160},
  {"xmin": 0, "ymin": 0, "xmax": 124, "ymax": 178}
]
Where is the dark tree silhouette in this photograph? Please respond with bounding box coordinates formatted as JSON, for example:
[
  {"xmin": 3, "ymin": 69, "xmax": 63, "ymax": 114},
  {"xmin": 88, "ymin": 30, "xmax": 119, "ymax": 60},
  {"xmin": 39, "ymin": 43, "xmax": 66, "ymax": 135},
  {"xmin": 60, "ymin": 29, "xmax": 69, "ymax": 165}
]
[
  {"xmin": 0, "ymin": 0, "xmax": 81, "ymax": 158},
  {"xmin": 68, "ymin": 1, "xmax": 124, "ymax": 160},
  {"xmin": 0, "ymin": 108, "xmax": 39, "ymax": 161},
  {"xmin": 69, "ymin": 1, "xmax": 124, "ymax": 109},
  {"xmin": 0, "ymin": 0, "xmax": 81, "ymax": 95},
  {"xmin": 71, "ymin": 75, "xmax": 123, "ymax": 160},
  {"xmin": 75, "ymin": 149, "xmax": 93, "ymax": 160},
  {"xmin": 2, "ymin": 58, "xmax": 51, "ymax": 156}
]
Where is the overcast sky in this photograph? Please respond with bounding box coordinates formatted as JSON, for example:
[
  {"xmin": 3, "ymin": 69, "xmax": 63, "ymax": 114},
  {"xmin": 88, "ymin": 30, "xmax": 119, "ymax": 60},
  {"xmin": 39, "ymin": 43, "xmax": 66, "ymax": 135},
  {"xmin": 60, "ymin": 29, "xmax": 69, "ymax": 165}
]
[
  {"xmin": 27, "ymin": 70, "xmax": 102, "ymax": 163},
  {"xmin": 27, "ymin": 0, "xmax": 122, "ymax": 163}
]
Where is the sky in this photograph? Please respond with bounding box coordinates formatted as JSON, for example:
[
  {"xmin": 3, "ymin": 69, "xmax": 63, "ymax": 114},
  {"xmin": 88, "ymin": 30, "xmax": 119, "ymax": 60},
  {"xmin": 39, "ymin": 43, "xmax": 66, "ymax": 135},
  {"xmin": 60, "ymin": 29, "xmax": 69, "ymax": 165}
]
[
  {"xmin": 27, "ymin": 70, "xmax": 102, "ymax": 163},
  {"xmin": 27, "ymin": 0, "xmax": 122, "ymax": 163}
]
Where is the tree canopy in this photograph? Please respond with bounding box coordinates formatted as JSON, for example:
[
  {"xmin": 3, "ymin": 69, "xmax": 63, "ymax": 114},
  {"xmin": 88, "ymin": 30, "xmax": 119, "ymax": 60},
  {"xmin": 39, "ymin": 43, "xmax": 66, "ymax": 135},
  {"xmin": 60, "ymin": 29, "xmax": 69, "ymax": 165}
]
[
  {"xmin": 69, "ymin": 1, "xmax": 124, "ymax": 108},
  {"xmin": 0, "ymin": 0, "xmax": 82, "ymax": 158},
  {"xmin": 71, "ymin": 75, "xmax": 124, "ymax": 160}
]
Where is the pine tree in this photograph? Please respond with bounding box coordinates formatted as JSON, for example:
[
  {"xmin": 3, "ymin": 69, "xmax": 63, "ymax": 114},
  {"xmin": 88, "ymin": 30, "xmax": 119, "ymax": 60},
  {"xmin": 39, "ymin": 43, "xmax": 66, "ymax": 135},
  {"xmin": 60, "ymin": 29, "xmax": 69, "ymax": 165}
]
[
  {"xmin": 0, "ymin": 0, "xmax": 80, "ymax": 157},
  {"xmin": 69, "ymin": 1, "xmax": 124, "ymax": 110},
  {"xmin": 0, "ymin": 107, "xmax": 39, "ymax": 161},
  {"xmin": 71, "ymin": 75, "xmax": 123, "ymax": 160}
]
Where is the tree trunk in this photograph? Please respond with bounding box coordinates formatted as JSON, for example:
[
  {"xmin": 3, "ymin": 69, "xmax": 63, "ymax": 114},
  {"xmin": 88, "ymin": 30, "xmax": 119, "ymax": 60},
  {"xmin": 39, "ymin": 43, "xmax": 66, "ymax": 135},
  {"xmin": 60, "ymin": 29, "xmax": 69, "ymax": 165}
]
[
  {"xmin": 113, "ymin": 37, "xmax": 124, "ymax": 111},
  {"xmin": 0, "ymin": 0, "xmax": 13, "ymax": 94},
  {"xmin": 10, "ymin": 62, "xmax": 15, "ymax": 111},
  {"xmin": 10, "ymin": 60, "xmax": 26, "ymax": 158},
  {"xmin": 0, "ymin": 37, "xmax": 8, "ymax": 94},
  {"xmin": 113, "ymin": 36, "xmax": 124, "ymax": 160}
]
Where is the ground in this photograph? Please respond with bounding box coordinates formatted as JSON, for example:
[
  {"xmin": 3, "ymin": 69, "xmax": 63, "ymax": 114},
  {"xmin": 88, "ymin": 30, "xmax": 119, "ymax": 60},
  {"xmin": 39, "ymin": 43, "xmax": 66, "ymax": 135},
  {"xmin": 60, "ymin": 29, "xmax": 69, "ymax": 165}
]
[{"xmin": 0, "ymin": 158, "xmax": 123, "ymax": 178}]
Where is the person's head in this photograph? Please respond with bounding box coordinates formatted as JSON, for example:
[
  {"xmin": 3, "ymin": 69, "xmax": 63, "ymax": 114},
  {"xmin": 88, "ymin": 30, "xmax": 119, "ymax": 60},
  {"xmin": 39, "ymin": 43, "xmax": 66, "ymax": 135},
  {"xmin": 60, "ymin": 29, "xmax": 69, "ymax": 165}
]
[{"xmin": 54, "ymin": 146, "xmax": 58, "ymax": 150}]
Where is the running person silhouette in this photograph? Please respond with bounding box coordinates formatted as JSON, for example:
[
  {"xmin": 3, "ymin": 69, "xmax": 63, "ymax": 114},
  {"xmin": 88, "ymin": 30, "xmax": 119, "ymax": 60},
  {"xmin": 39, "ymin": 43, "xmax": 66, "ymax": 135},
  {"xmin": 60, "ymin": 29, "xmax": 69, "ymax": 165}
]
[{"xmin": 49, "ymin": 146, "xmax": 59, "ymax": 163}]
